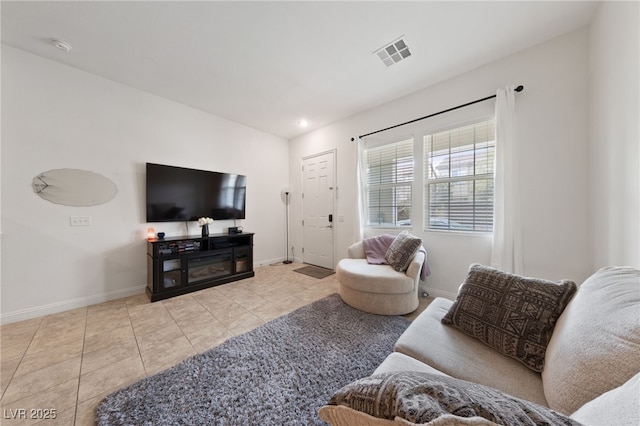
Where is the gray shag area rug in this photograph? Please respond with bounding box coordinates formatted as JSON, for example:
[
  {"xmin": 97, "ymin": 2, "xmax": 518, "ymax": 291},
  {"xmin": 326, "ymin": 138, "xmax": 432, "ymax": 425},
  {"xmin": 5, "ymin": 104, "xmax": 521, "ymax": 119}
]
[{"xmin": 96, "ymin": 293, "xmax": 409, "ymax": 425}]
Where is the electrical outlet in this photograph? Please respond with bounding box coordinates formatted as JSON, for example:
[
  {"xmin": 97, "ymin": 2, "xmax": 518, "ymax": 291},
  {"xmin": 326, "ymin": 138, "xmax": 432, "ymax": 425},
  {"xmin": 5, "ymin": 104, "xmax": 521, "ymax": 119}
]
[{"xmin": 70, "ymin": 216, "xmax": 91, "ymax": 226}]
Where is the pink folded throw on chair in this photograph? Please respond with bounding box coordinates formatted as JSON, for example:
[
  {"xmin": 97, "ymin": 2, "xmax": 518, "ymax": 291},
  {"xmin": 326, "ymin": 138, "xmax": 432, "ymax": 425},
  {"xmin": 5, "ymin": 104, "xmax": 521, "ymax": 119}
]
[{"xmin": 362, "ymin": 234, "xmax": 395, "ymax": 264}]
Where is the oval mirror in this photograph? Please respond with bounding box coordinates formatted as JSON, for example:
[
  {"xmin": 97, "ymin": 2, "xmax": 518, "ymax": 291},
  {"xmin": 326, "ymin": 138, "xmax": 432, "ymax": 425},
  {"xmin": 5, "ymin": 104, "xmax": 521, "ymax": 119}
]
[{"xmin": 32, "ymin": 169, "xmax": 117, "ymax": 206}]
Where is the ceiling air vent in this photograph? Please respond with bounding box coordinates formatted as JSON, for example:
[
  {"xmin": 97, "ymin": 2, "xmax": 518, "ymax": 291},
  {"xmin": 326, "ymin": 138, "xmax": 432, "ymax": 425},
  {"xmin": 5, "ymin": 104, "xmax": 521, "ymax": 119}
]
[{"xmin": 374, "ymin": 36, "xmax": 411, "ymax": 67}]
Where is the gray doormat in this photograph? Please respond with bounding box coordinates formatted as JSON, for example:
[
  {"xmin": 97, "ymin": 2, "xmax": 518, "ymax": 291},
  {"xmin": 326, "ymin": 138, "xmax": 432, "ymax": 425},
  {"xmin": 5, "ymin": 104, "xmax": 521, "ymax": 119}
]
[
  {"xmin": 293, "ymin": 265, "xmax": 335, "ymax": 279},
  {"xmin": 96, "ymin": 294, "xmax": 409, "ymax": 425}
]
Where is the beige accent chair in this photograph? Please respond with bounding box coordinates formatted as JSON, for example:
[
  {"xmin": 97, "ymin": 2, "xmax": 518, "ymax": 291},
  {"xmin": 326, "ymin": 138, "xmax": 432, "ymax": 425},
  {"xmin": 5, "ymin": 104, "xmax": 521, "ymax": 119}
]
[{"xmin": 336, "ymin": 241, "xmax": 426, "ymax": 315}]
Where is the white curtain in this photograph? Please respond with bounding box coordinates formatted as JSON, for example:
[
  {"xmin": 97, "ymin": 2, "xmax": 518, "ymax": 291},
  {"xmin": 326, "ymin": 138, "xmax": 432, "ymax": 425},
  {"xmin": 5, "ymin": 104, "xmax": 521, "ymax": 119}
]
[
  {"xmin": 353, "ymin": 137, "xmax": 366, "ymax": 242},
  {"xmin": 491, "ymin": 86, "xmax": 524, "ymax": 274}
]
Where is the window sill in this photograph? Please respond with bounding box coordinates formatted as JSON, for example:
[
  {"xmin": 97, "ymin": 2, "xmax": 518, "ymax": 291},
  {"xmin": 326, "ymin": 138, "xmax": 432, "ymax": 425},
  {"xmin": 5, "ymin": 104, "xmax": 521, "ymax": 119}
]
[{"xmin": 424, "ymin": 229, "xmax": 493, "ymax": 237}]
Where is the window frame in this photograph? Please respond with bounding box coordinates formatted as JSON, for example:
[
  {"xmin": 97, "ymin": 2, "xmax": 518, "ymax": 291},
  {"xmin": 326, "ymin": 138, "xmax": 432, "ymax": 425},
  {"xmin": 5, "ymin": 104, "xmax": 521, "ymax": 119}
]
[
  {"xmin": 423, "ymin": 118, "xmax": 496, "ymax": 234},
  {"xmin": 362, "ymin": 137, "xmax": 415, "ymax": 229}
]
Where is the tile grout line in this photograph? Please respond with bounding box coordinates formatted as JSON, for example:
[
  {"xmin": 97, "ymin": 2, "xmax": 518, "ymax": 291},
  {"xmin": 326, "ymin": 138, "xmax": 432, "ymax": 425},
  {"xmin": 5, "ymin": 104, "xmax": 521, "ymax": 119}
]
[
  {"xmin": 186, "ymin": 292, "xmax": 254, "ymax": 349},
  {"xmin": 0, "ymin": 316, "xmax": 44, "ymax": 403},
  {"xmin": 126, "ymin": 302, "xmax": 152, "ymax": 378},
  {"xmin": 162, "ymin": 297, "xmax": 200, "ymax": 352},
  {"xmin": 72, "ymin": 307, "xmax": 89, "ymax": 425}
]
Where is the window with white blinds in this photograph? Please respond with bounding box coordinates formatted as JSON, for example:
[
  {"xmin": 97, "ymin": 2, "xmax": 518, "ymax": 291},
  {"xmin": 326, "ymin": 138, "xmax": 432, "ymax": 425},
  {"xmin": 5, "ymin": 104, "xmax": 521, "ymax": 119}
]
[
  {"xmin": 364, "ymin": 139, "xmax": 414, "ymax": 227},
  {"xmin": 424, "ymin": 119, "xmax": 495, "ymax": 232}
]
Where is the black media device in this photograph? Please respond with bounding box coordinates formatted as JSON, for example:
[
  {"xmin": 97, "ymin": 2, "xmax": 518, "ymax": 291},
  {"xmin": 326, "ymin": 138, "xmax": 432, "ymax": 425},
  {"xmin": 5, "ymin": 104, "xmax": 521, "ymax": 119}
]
[
  {"xmin": 228, "ymin": 227, "xmax": 242, "ymax": 234},
  {"xmin": 146, "ymin": 163, "xmax": 246, "ymax": 222}
]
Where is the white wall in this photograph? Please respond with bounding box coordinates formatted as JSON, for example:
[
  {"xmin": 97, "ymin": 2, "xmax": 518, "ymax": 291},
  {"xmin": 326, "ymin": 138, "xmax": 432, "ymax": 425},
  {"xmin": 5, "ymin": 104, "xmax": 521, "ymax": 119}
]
[
  {"xmin": 290, "ymin": 29, "xmax": 592, "ymax": 298},
  {"xmin": 589, "ymin": 1, "xmax": 640, "ymax": 268},
  {"xmin": 1, "ymin": 46, "xmax": 290, "ymax": 323}
]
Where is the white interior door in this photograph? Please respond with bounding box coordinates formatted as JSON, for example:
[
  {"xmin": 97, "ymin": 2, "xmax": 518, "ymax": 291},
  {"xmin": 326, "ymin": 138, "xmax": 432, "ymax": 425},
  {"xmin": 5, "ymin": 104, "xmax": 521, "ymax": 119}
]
[{"xmin": 302, "ymin": 151, "xmax": 335, "ymax": 269}]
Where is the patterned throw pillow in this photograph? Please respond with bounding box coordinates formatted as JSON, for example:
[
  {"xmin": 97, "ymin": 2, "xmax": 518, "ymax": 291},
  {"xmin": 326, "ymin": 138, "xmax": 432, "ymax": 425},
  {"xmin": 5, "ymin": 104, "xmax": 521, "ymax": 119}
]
[
  {"xmin": 441, "ymin": 264, "xmax": 577, "ymax": 372},
  {"xmin": 328, "ymin": 371, "xmax": 582, "ymax": 425},
  {"xmin": 384, "ymin": 231, "xmax": 422, "ymax": 272}
]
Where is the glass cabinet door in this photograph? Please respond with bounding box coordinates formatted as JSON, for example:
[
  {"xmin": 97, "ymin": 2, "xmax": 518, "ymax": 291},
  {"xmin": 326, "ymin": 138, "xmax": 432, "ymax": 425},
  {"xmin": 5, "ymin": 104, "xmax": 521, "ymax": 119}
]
[
  {"xmin": 162, "ymin": 258, "xmax": 183, "ymax": 289},
  {"xmin": 234, "ymin": 247, "xmax": 251, "ymax": 273}
]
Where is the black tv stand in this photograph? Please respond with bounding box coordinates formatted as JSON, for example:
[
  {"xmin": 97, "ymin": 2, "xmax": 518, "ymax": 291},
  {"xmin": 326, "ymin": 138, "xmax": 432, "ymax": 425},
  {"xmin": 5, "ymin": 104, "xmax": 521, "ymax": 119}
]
[{"xmin": 146, "ymin": 233, "xmax": 254, "ymax": 302}]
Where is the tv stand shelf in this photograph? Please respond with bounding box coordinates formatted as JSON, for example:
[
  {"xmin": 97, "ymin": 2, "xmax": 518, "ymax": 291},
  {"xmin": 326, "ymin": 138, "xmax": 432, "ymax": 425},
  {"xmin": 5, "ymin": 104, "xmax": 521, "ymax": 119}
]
[{"xmin": 146, "ymin": 233, "xmax": 254, "ymax": 302}]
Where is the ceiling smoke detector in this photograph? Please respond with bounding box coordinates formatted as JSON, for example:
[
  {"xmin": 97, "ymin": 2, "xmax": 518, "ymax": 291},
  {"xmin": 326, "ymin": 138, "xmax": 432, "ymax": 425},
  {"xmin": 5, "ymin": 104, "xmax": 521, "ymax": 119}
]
[
  {"xmin": 51, "ymin": 38, "xmax": 72, "ymax": 52},
  {"xmin": 374, "ymin": 36, "xmax": 411, "ymax": 67}
]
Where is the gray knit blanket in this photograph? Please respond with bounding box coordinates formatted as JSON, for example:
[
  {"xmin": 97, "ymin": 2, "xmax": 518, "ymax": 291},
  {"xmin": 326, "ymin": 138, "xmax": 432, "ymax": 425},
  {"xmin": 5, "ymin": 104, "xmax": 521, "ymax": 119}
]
[{"xmin": 329, "ymin": 371, "xmax": 583, "ymax": 425}]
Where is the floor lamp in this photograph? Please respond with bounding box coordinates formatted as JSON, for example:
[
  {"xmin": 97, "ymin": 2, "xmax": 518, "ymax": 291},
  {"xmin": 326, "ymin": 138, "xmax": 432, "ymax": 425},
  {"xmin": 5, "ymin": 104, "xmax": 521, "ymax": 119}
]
[{"xmin": 283, "ymin": 190, "xmax": 292, "ymax": 264}]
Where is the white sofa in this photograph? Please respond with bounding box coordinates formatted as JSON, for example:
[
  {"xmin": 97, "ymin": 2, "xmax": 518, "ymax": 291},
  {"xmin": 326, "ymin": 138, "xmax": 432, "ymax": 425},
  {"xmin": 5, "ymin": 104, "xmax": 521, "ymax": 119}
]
[
  {"xmin": 336, "ymin": 240, "xmax": 426, "ymax": 316},
  {"xmin": 320, "ymin": 266, "xmax": 640, "ymax": 425}
]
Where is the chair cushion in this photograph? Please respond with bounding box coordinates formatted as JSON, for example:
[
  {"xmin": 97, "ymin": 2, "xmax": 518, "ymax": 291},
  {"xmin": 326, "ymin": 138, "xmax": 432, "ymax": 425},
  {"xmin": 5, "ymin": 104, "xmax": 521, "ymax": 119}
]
[
  {"xmin": 385, "ymin": 231, "xmax": 422, "ymax": 272},
  {"xmin": 441, "ymin": 264, "xmax": 577, "ymax": 372},
  {"xmin": 542, "ymin": 266, "xmax": 640, "ymax": 415},
  {"xmin": 337, "ymin": 259, "xmax": 413, "ymax": 294}
]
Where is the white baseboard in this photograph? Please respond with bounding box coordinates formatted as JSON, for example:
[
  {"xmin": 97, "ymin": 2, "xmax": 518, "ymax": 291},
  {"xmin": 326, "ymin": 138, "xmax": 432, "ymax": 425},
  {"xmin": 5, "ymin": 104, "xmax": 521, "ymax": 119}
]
[
  {"xmin": 255, "ymin": 257, "xmax": 288, "ymax": 267},
  {"xmin": 254, "ymin": 256, "xmax": 308, "ymax": 267},
  {"xmin": 420, "ymin": 287, "xmax": 457, "ymax": 300},
  {"xmin": 256, "ymin": 256, "xmax": 333, "ymax": 269},
  {"xmin": 1, "ymin": 285, "xmax": 146, "ymax": 325}
]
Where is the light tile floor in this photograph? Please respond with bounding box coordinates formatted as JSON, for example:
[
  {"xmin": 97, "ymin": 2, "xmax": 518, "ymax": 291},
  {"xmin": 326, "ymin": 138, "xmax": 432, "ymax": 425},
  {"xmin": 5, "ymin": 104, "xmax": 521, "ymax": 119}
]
[{"xmin": 0, "ymin": 262, "xmax": 432, "ymax": 425}]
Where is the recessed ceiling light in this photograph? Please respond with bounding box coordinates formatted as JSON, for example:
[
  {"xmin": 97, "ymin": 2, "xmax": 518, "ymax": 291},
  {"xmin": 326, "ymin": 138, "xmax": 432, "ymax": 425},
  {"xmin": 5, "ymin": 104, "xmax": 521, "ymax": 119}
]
[
  {"xmin": 298, "ymin": 119, "xmax": 309, "ymax": 128},
  {"xmin": 374, "ymin": 36, "xmax": 411, "ymax": 67},
  {"xmin": 51, "ymin": 38, "xmax": 72, "ymax": 52}
]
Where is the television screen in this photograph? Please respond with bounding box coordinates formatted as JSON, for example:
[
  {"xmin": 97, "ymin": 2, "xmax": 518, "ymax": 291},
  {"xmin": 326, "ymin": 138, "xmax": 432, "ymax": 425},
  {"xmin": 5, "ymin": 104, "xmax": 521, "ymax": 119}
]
[{"xmin": 146, "ymin": 163, "xmax": 246, "ymax": 222}]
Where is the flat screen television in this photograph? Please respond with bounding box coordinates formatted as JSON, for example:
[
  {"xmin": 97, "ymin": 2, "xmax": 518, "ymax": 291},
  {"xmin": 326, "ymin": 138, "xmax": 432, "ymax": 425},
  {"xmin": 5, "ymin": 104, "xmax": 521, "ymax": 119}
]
[{"xmin": 146, "ymin": 163, "xmax": 246, "ymax": 222}]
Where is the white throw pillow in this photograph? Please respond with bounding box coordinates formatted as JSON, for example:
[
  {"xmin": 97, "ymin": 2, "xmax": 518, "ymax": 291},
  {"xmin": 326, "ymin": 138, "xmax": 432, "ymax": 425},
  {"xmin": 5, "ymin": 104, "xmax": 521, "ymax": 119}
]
[{"xmin": 570, "ymin": 372, "xmax": 640, "ymax": 426}]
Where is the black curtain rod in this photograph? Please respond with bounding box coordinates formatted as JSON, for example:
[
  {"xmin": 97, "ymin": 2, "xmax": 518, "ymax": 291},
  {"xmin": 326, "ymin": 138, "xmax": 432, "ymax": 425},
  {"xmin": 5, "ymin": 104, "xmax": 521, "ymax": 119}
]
[{"xmin": 352, "ymin": 85, "xmax": 524, "ymax": 140}]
